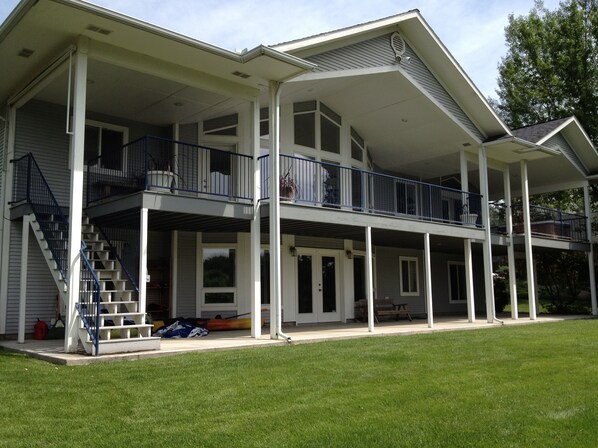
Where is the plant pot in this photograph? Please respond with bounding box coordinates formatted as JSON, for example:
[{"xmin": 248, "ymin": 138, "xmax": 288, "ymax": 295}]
[
  {"xmin": 147, "ymin": 170, "xmax": 175, "ymax": 191},
  {"xmin": 280, "ymin": 187, "xmax": 296, "ymax": 201},
  {"xmin": 460, "ymin": 213, "xmax": 478, "ymax": 227}
]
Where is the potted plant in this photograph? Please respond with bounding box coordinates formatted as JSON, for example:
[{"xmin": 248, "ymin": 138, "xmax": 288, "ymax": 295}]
[
  {"xmin": 279, "ymin": 167, "xmax": 299, "ymax": 200},
  {"xmin": 460, "ymin": 203, "xmax": 478, "ymax": 227},
  {"xmin": 147, "ymin": 154, "xmax": 178, "ymax": 191}
]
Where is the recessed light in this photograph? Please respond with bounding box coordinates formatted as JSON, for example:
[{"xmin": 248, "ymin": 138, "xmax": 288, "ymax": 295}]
[
  {"xmin": 173, "ymin": 102, "xmax": 184, "ymax": 107},
  {"xmin": 462, "ymin": 142, "xmax": 472, "ymax": 147},
  {"xmin": 401, "ymin": 118, "xmax": 408, "ymax": 123}
]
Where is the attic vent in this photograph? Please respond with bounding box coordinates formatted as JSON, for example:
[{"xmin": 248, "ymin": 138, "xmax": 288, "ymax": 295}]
[
  {"xmin": 390, "ymin": 32, "xmax": 406, "ymax": 60},
  {"xmin": 18, "ymin": 48, "xmax": 34, "ymax": 58},
  {"xmin": 232, "ymin": 70, "xmax": 251, "ymax": 79},
  {"xmin": 86, "ymin": 24, "xmax": 112, "ymax": 35}
]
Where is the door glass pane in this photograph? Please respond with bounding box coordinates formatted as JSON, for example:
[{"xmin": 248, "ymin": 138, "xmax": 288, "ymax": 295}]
[
  {"xmin": 210, "ymin": 150, "xmax": 232, "ymax": 196},
  {"xmin": 84, "ymin": 125, "xmax": 100, "ymax": 165},
  {"xmin": 101, "ymin": 129, "xmax": 124, "ymax": 170},
  {"xmin": 298, "ymin": 255, "xmax": 313, "ymax": 314},
  {"xmin": 260, "ymin": 250, "xmax": 270, "ymax": 305},
  {"xmin": 321, "ymin": 256, "xmax": 336, "ymax": 313}
]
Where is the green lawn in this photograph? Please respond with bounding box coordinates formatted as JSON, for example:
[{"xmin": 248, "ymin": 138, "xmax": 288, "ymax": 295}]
[{"xmin": 1, "ymin": 320, "xmax": 597, "ymax": 447}]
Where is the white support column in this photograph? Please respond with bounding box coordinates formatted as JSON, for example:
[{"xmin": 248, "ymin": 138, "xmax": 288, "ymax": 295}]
[
  {"xmin": 170, "ymin": 230, "xmax": 178, "ymax": 318},
  {"xmin": 365, "ymin": 226, "xmax": 375, "ymax": 332},
  {"xmin": 584, "ymin": 184, "xmax": 598, "ymax": 315},
  {"xmin": 269, "ymin": 81, "xmax": 282, "ymax": 339},
  {"xmin": 424, "ymin": 233, "xmax": 434, "ymax": 328},
  {"xmin": 479, "ymin": 146, "xmax": 495, "ymax": 323},
  {"xmin": 464, "ymin": 240, "xmax": 475, "ymax": 322},
  {"xmin": 250, "ymin": 98, "xmax": 262, "ymax": 338},
  {"xmin": 520, "ymin": 159, "xmax": 537, "ymax": 320},
  {"xmin": 461, "ymin": 150, "xmax": 475, "ymax": 322},
  {"xmin": 139, "ymin": 208, "xmax": 149, "ymax": 316},
  {"xmin": 18, "ymin": 215, "xmax": 32, "ymax": 343},
  {"xmin": 504, "ymin": 166, "xmax": 518, "ymax": 319},
  {"xmin": 0, "ymin": 106, "xmax": 16, "ymax": 335},
  {"xmin": 65, "ymin": 39, "xmax": 89, "ymax": 353}
]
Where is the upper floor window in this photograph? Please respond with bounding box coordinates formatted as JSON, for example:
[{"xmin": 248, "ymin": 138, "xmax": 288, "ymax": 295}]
[
  {"xmin": 84, "ymin": 120, "xmax": 128, "ymax": 170},
  {"xmin": 203, "ymin": 113, "xmax": 238, "ymax": 136},
  {"xmin": 293, "ymin": 101, "xmax": 341, "ymax": 154},
  {"xmin": 260, "ymin": 107, "xmax": 269, "ymax": 138},
  {"xmin": 351, "ymin": 127, "xmax": 365, "ymax": 162}
]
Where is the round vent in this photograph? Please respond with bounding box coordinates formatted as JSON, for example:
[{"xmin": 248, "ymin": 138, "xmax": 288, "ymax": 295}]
[{"xmin": 390, "ymin": 32, "xmax": 406, "ymax": 59}]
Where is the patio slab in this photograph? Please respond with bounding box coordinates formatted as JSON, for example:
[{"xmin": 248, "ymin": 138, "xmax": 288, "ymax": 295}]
[{"xmin": 0, "ymin": 315, "xmax": 591, "ymax": 365}]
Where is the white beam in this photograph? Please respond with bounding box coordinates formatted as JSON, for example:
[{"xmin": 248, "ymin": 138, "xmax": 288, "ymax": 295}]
[
  {"xmin": 504, "ymin": 166, "xmax": 518, "ymax": 319},
  {"xmin": 584, "ymin": 184, "xmax": 598, "ymax": 315},
  {"xmin": 170, "ymin": 230, "xmax": 178, "ymax": 318},
  {"xmin": 139, "ymin": 208, "xmax": 149, "ymax": 316},
  {"xmin": 461, "ymin": 151, "xmax": 475, "ymax": 322},
  {"xmin": 0, "ymin": 106, "xmax": 16, "ymax": 335},
  {"xmin": 479, "ymin": 146, "xmax": 495, "ymax": 323},
  {"xmin": 18, "ymin": 215, "xmax": 32, "ymax": 344},
  {"xmin": 65, "ymin": 39, "xmax": 89, "ymax": 353},
  {"xmin": 520, "ymin": 159, "xmax": 537, "ymax": 320},
  {"xmin": 250, "ymin": 98, "xmax": 262, "ymax": 338},
  {"xmin": 269, "ymin": 81, "xmax": 282, "ymax": 339},
  {"xmin": 424, "ymin": 233, "xmax": 434, "ymax": 328},
  {"xmin": 365, "ymin": 226, "xmax": 375, "ymax": 332}
]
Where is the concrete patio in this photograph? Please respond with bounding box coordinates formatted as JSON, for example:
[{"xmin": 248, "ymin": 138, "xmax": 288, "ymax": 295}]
[{"xmin": 0, "ymin": 315, "xmax": 591, "ymax": 365}]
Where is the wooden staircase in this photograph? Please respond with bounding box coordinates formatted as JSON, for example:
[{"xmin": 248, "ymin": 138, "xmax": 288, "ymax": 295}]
[{"xmin": 30, "ymin": 213, "xmax": 160, "ymax": 355}]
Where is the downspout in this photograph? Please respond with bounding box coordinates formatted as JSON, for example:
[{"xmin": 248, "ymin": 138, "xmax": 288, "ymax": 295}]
[{"xmin": 268, "ymin": 80, "xmax": 291, "ymax": 342}]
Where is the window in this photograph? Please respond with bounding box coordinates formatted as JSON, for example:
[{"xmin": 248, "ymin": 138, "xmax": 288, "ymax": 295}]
[
  {"xmin": 400, "ymin": 257, "xmax": 419, "ymax": 296},
  {"xmin": 293, "ymin": 101, "xmax": 316, "ymax": 148},
  {"xmin": 293, "ymin": 101, "xmax": 341, "ymax": 154},
  {"xmin": 448, "ymin": 262, "xmax": 467, "ymax": 303},
  {"xmin": 203, "ymin": 113, "xmax": 238, "ymax": 136},
  {"xmin": 351, "ymin": 127, "xmax": 365, "ymax": 162},
  {"xmin": 261, "ymin": 249, "xmax": 270, "ymax": 305},
  {"xmin": 320, "ymin": 103, "xmax": 341, "ymax": 154},
  {"xmin": 260, "ymin": 107, "xmax": 269, "ymax": 137},
  {"xmin": 84, "ymin": 120, "xmax": 127, "ymax": 170},
  {"xmin": 203, "ymin": 248, "xmax": 236, "ymax": 304}
]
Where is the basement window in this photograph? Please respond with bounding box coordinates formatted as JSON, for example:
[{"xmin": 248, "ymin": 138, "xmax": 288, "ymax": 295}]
[
  {"xmin": 400, "ymin": 256, "xmax": 419, "ymax": 296},
  {"xmin": 203, "ymin": 248, "xmax": 236, "ymax": 305},
  {"xmin": 448, "ymin": 262, "xmax": 467, "ymax": 303}
]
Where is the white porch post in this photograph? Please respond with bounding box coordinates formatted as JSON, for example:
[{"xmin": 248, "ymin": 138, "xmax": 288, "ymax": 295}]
[
  {"xmin": 170, "ymin": 230, "xmax": 178, "ymax": 318},
  {"xmin": 250, "ymin": 98, "xmax": 262, "ymax": 338},
  {"xmin": 65, "ymin": 39, "xmax": 89, "ymax": 353},
  {"xmin": 479, "ymin": 145, "xmax": 495, "ymax": 323},
  {"xmin": 0, "ymin": 106, "xmax": 16, "ymax": 335},
  {"xmin": 365, "ymin": 226, "xmax": 375, "ymax": 332},
  {"xmin": 139, "ymin": 208, "xmax": 148, "ymax": 317},
  {"xmin": 269, "ymin": 81, "xmax": 282, "ymax": 339},
  {"xmin": 504, "ymin": 166, "xmax": 518, "ymax": 319},
  {"xmin": 18, "ymin": 215, "xmax": 32, "ymax": 344},
  {"xmin": 520, "ymin": 159, "xmax": 537, "ymax": 320},
  {"xmin": 460, "ymin": 150, "xmax": 475, "ymax": 322},
  {"xmin": 424, "ymin": 233, "xmax": 433, "ymax": 328},
  {"xmin": 584, "ymin": 184, "xmax": 598, "ymax": 315}
]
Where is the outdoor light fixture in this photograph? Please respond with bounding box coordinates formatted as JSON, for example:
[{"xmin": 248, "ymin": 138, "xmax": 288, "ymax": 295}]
[
  {"xmin": 289, "ymin": 246, "xmax": 297, "ymax": 257},
  {"xmin": 345, "ymin": 250, "xmax": 353, "ymax": 259}
]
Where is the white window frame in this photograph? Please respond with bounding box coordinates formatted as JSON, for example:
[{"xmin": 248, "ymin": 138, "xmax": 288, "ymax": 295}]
[
  {"xmin": 448, "ymin": 261, "xmax": 467, "ymax": 304},
  {"xmin": 84, "ymin": 119, "xmax": 128, "ymax": 173},
  {"xmin": 200, "ymin": 245, "xmax": 237, "ymax": 308},
  {"xmin": 399, "ymin": 256, "xmax": 420, "ymax": 296}
]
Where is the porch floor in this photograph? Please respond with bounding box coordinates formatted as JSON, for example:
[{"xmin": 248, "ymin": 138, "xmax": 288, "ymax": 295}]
[{"xmin": 0, "ymin": 315, "xmax": 590, "ymax": 365}]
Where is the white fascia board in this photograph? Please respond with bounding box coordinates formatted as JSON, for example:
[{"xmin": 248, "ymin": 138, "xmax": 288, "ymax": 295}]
[
  {"xmin": 272, "ymin": 11, "xmax": 420, "ymax": 53},
  {"xmin": 242, "ymin": 46, "xmax": 316, "ymax": 72},
  {"xmin": 287, "ymin": 65, "xmax": 400, "ymax": 83}
]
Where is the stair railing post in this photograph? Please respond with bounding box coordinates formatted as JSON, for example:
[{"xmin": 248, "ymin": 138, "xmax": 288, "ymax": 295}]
[{"xmin": 26, "ymin": 154, "xmax": 32, "ymax": 203}]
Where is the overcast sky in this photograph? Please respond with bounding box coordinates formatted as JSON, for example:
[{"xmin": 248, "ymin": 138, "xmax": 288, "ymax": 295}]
[{"xmin": 0, "ymin": 0, "xmax": 562, "ymax": 99}]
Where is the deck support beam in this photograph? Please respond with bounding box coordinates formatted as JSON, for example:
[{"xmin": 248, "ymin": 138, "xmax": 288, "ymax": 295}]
[
  {"xmin": 18, "ymin": 215, "xmax": 32, "ymax": 344},
  {"xmin": 584, "ymin": 184, "xmax": 597, "ymax": 315},
  {"xmin": 269, "ymin": 81, "xmax": 282, "ymax": 339},
  {"xmin": 365, "ymin": 226, "xmax": 375, "ymax": 332},
  {"xmin": 520, "ymin": 159, "xmax": 537, "ymax": 320},
  {"xmin": 479, "ymin": 146, "xmax": 495, "ymax": 323},
  {"xmin": 65, "ymin": 38, "xmax": 89, "ymax": 353},
  {"xmin": 250, "ymin": 98, "xmax": 262, "ymax": 338},
  {"xmin": 460, "ymin": 150, "xmax": 475, "ymax": 322},
  {"xmin": 424, "ymin": 233, "xmax": 434, "ymax": 328},
  {"xmin": 139, "ymin": 207, "xmax": 148, "ymax": 317},
  {"xmin": 505, "ymin": 166, "xmax": 518, "ymax": 319}
]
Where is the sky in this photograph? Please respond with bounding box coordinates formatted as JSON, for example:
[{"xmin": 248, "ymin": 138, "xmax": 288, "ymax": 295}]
[{"xmin": 0, "ymin": 0, "xmax": 562, "ymax": 100}]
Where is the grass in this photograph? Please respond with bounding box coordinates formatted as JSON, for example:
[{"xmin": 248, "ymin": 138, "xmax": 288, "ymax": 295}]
[{"xmin": 1, "ymin": 320, "xmax": 597, "ymax": 447}]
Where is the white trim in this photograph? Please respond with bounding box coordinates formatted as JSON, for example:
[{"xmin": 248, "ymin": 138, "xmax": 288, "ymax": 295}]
[
  {"xmin": 479, "ymin": 145, "xmax": 495, "ymax": 323},
  {"xmin": 170, "ymin": 230, "xmax": 178, "ymax": 318},
  {"xmin": 504, "ymin": 166, "xmax": 518, "ymax": 320},
  {"xmin": 464, "ymin": 240, "xmax": 475, "ymax": 322},
  {"xmin": 399, "ymin": 256, "xmax": 420, "ymax": 296},
  {"xmin": 424, "ymin": 233, "xmax": 433, "ymax": 328},
  {"xmin": 139, "ymin": 207, "xmax": 148, "ymax": 315},
  {"xmin": 250, "ymin": 99, "xmax": 262, "ymax": 338},
  {"xmin": 199, "ymin": 245, "xmax": 238, "ymax": 307},
  {"xmin": 447, "ymin": 261, "xmax": 467, "ymax": 304},
  {"xmin": 365, "ymin": 226, "xmax": 374, "ymax": 332},
  {"xmin": 584, "ymin": 185, "xmax": 598, "ymax": 316},
  {"xmin": 520, "ymin": 159, "xmax": 537, "ymax": 320}
]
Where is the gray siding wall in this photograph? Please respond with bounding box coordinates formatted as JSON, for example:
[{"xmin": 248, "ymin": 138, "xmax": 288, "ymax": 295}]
[
  {"xmin": 179, "ymin": 123, "xmax": 198, "ymax": 144},
  {"xmin": 6, "ymin": 222, "xmax": 57, "ymax": 335},
  {"xmin": 544, "ymin": 133, "xmax": 586, "ymax": 174},
  {"xmin": 305, "ymin": 34, "xmax": 484, "ymax": 141},
  {"xmin": 176, "ymin": 231, "xmax": 197, "ymax": 317}
]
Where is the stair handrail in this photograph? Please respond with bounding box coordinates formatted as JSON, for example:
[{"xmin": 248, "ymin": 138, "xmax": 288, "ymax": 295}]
[
  {"xmin": 77, "ymin": 240, "xmax": 101, "ymax": 356},
  {"xmin": 94, "ymin": 223, "xmax": 139, "ymax": 292},
  {"xmin": 11, "ymin": 153, "xmax": 70, "ymax": 282}
]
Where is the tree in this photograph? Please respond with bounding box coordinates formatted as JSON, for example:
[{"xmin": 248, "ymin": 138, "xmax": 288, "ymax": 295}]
[{"xmin": 493, "ymin": 0, "xmax": 598, "ymax": 145}]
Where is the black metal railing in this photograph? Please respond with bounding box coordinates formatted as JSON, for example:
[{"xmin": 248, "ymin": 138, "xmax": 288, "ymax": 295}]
[
  {"xmin": 11, "ymin": 154, "xmax": 70, "ymax": 282},
  {"xmin": 78, "ymin": 241, "xmax": 101, "ymax": 356},
  {"xmin": 94, "ymin": 224, "xmax": 140, "ymax": 291},
  {"xmin": 512, "ymin": 204, "xmax": 587, "ymax": 242},
  {"xmin": 86, "ymin": 136, "xmax": 253, "ymax": 204},
  {"xmin": 489, "ymin": 201, "xmax": 507, "ymax": 235},
  {"xmin": 261, "ymin": 154, "xmax": 484, "ymax": 226}
]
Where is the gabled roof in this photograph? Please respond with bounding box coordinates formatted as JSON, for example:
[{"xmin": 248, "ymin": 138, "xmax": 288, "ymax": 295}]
[{"xmin": 510, "ymin": 118, "xmax": 571, "ymax": 144}]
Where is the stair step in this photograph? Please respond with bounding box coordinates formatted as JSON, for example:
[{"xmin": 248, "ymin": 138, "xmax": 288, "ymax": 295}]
[{"xmin": 82, "ymin": 337, "xmax": 161, "ymax": 355}]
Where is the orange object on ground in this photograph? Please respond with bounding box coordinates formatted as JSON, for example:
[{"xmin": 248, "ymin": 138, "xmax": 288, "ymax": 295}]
[{"xmin": 205, "ymin": 318, "xmax": 264, "ymax": 331}]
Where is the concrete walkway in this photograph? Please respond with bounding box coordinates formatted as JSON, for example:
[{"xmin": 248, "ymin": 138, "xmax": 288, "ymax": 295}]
[{"xmin": 0, "ymin": 315, "xmax": 590, "ymax": 365}]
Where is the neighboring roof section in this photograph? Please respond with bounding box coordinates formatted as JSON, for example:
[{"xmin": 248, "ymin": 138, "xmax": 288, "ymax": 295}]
[{"xmin": 510, "ymin": 118, "xmax": 570, "ymax": 144}]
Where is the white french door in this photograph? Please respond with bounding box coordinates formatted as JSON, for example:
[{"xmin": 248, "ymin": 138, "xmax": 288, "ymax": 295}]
[
  {"xmin": 296, "ymin": 250, "xmax": 340, "ymax": 323},
  {"xmin": 199, "ymin": 143, "xmax": 235, "ymax": 197}
]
